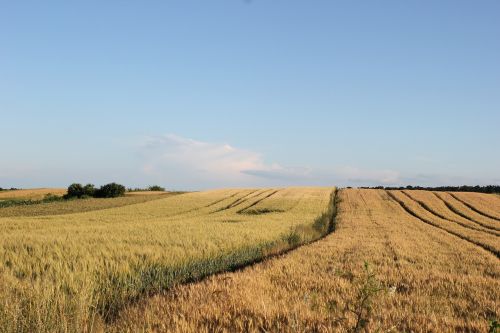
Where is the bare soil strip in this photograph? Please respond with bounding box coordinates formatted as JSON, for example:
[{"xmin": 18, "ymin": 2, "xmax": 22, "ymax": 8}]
[{"xmin": 0, "ymin": 194, "xmax": 176, "ymax": 218}]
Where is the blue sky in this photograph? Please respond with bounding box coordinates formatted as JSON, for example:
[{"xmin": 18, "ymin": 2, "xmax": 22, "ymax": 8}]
[{"xmin": 1, "ymin": 1, "xmax": 499, "ymax": 190}]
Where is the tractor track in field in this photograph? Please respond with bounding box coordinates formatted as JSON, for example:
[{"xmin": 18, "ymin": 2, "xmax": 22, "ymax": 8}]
[
  {"xmin": 432, "ymin": 192, "xmax": 500, "ymax": 232},
  {"xmin": 227, "ymin": 190, "xmax": 267, "ymax": 208},
  {"xmin": 449, "ymin": 193, "xmax": 500, "ymax": 222},
  {"xmin": 205, "ymin": 191, "xmax": 243, "ymax": 208},
  {"xmin": 386, "ymin": 191, "xmax": 500, "ymax": 259},
  {"xmin": 401, "ymin": 191, "xmax": 500, "ymax": 237},
  {"xmin": 212, "ymin": 190, "xmax": 264, "ymax": 213},
  {"xmin": 237, "ymin": 190, "xmax": 280, "ymax": 214},
  {"xmin": 170, "ymin": 191, "xmax": 249, "ymax": 218}
]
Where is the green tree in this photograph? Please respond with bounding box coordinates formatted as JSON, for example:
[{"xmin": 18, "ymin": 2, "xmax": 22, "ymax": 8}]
[
  {"xmin": 95, "ymin": 183, "xmax": 126, "ymax": 198},
  {"xmin": 83, "ymin": 184, "xmax": 95, "ymax": 197},
  {"xmin": 148, "ymin": 185, "xmax": 165, "ymax": 191},
  {"xmin": 66, "ymin": 183, "xmax": 84, "ymax": 198}
]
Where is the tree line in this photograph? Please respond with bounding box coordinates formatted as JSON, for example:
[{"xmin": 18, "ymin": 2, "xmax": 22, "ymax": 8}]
[
  {"xmin": 65, "ymin": 183, "xmax": 166, "ymax": 199},
  {"xmin": 65, "ymin": 183, "xmax": 127, "ymax": 199},
  {"xmin": 355, "ymin": 185, "xmax": 500, "ymax": 194},
  {"xmin": 127, "ymin": 185, "xmax": 165, "ymax": 192}
]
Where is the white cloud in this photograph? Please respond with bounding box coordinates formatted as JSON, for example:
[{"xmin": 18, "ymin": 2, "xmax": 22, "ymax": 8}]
[
  {"xmin": 1, "ymin": 133, "xmax": 497, "ymax": 189},
  {"xmin": 399, "ymin": 173, "xmax": 500, "ymax": 187},
  {"xmin": 334, "ymin": 166, "xmax": 401, "ymax": 185},
  {"xmin": 139, "ymin": 135, "xmax": 459, "ymax": 189},
  {"xmin": 137, "ymin": 134, "xmax": 310, "ymax": 188},
  {"xmin": 242, "ymin": 166, "xmax": 312, "ymax": 180},
  {"xmin": 136, "ymin": 134, "xmax": 426, "ymax": 189}
]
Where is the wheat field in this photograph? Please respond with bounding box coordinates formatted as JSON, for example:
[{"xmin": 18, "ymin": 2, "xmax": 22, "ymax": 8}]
[
  {"xmin": 124, "ymin": 191, "xmax": 171, "ymax": 196},
  {"xmin": 1, "ymin": 188, "xmax": 498, "ymax": 332},
  {"xmin": 0, "ymin": 193, "xmax": 176, "ymax": 218},
  {"xmin": 108, "ymin": 189, "xmax": 499, "ymax": 333},
  {"xmin": 0, "ymin": 188, "xmax": 67, "ymax": 200},
  {"xmin": 0, "ymin": 187, "xmax": 334, "ymax": 333},
  {"xmin": 451, "ymin": 192, "xmax": 500, "ymax": 221},
  {"xmin": 387, "ymin": 190, "xmax": 499, "ymax": 257}
]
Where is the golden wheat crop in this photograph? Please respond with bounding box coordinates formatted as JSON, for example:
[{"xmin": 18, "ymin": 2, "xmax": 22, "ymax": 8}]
[
  {"xmin": 451, "ymin": 192, "xmax": 500, "ymax": 220},
  {"xmin": 0, "ymin": 188, "xmax": 67, "ymax": 200},
  {"xmin": 401, "ymin": 190, "xmax": 500, "ymax": 235},
  {"xmin": 388, "ymin": 190, "xmax": 499, "ymax": 256},
  {"xmin": 0, "ymin": 193, "xmax": 176, "ymax": 218},
  {"xmin": 434, "ymin": 191, "xmax": 500, "ymax": 231},
  {"xmin": 125, "ymin": 191, "xmax": 170, "ymax": 196},
  {"xmin": 109, "ymin": 189, "xmax": 499, "ymax": 333},
  {"xmin": 0, "ymin": 187, "xmax": 333, "ymax": 333}
]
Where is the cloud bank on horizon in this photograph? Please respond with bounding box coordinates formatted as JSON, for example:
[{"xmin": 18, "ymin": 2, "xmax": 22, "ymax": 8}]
[
  {"xmin": 0, "ymin": 133, "xmax": 498, "ymax": 190},
  {"xmin": 138, "ymin": 134, "xmax": 314, "ymax": 188},
  {"xmin": 134, "ymin": 134, "xmax": 499, "ymax": 190}
]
